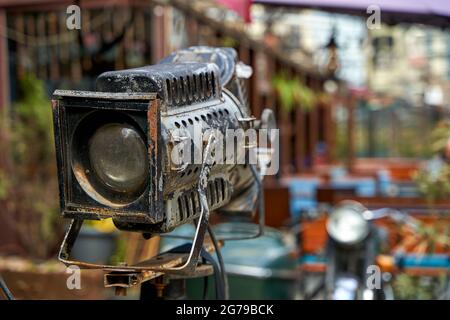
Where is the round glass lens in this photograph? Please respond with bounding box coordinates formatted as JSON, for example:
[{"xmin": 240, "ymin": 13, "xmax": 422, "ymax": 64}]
[{"xmin": 89, "ymin": 123, "xmax": 148, "ymax": 194}]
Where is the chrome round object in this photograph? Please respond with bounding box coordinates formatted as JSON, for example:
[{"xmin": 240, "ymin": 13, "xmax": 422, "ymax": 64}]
[
  {"xmin": 326, "ymin": 201, "xmax": 370, "ymax": 245},
  {"xmin": 89, "ymin": 123, "xmax": 148, "ymax": 194}
]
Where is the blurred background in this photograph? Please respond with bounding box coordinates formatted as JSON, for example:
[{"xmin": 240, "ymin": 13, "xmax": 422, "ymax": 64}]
[{"xmin": 0, "ymin": 0, "xmax": 448, "ymax": 299}]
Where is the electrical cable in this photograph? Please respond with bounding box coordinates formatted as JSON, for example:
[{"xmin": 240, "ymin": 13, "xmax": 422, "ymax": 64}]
[
  {"xmin": 161, "ymin": 166, "xmax": 266, "ymax": 242},
  {"xmin": 0, "ymin": 275, "xmax": 14, "ymax": 300},
  {"xmin": 207, "ymin": 224, "xmax": 229, "ymax": 300},
  {"xmin": 202, "ymin": 275, "xmax": 209, "ymax": 300},
  {"xmin": 167, "ymin": 243, "xmax": 225, "ymax": 299}
]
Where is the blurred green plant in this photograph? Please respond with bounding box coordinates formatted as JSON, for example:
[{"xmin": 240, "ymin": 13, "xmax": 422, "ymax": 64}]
[
  {"xmin": 410, "ymin": 120, "xmax": 450, "ymax": 278},
  {"xmin": 0, "ymin": 74, "xmax": 62, "ymax": 259},
  {"xmin": 429, "ymin": 120, "xmax": 450, "ymax": 154},
  {"xmin": 110, "ymin": 234, "xmax": 127, "ymax": 265},
  {"xmin": 413, "ymin": 163, "xmax": 450, "ymax": 203},
  {"xmin": 272, "ymin": 73, "xmax": 317, "ymax": 112},
  {"xmin": 0, "ymin": 111, "xmax": 11, "ymax": 200},
  {"xmin": 413, "ymin": 120, "xmax": 450, "ymax": 203},
  {"xmin": 0, "ymin": 170, "xmax": 9, "ymax": 200},
  {"xmin": 13, "ymin": 74, "xmax": 55, "ymax": 162},
  {"xmin": 220, "ymin": 36, "xmax": 239, "ymax": 48},
  {"xmin": 394, "ymin": 273, "xmax": 447, "ymax": 300}
]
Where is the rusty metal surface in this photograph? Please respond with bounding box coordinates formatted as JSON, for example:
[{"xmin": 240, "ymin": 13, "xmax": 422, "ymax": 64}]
[
  {"xmin": 58, "ymin": 219, "xmax": 204, "ymax": 271},
  {"xmin": 58, "ymin": 135, "xmax": 219, "ymax": 281},
  {"xmin": 53, "ymin": 90, "xmax": 157, "ymax": 100},
  {"xmin": 95, "ymin": 62, "xmax": 221, "ymax": 111},
  {"xmin": 158, "ymin": 134, "xmax": 217, "ymax": 274},
  {"xmin": 51, "ymin": 47, "xmax": 273, "ymax": 234},
  {"xmin": 59, "ymin": 218, "xmax": 217, "ymax": 289},
  {"xmin": 160, "ymin": 46, "xmax": 256, "ymax": 212},
  {"xmin": 104, "ymin": 260, "xmax": 214, "ymax": 289},
  {"xmin": 147, "ymin": 99, "xmax": 164, "ymax": 223},
  {"xmin": 52, "ymin": 79, "xmax": 249, "ymax": 233},
  {"xmin": 51, "ymin": 47, "xmax": 277, "ymax": 291}
]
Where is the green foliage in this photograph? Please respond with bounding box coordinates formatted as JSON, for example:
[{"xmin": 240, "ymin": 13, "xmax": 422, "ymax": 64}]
[
  {"xmin": 220, "ymin": 36, "xmax": 239, "ymax": 48},
  {"xmin": 0, "ymin": 170, "xmax": 9, "ymax": 200},
  {"xmin": 272, "ymin": 73, "xmax": 317, "ymax": 112},
  {"xmin": 397, "ymin": 127, "xmax": 433, "ymax": 158},
  {"xmin": 413, "ymin": 120, "xmax": 450, "ymax": 202},
  {"xmin": 413, "ymin": 163, "xmax": 450, "ymax": 203},
  {"xmin": 0, "ymin": 109, "xmax": 10, "ymax": 200},
  {"xmin": 394, "ymin": 273, "xmax": 447, "ymax": 300},
  {"xmin": 430, "ymin": 120, "xmax": 450, "ymax": 154},
  {"xmin": 110, "ymin": 234, "xmax": 127, "ymax": 265},
  {"xmin": 2, "ymin": 73, "xmax": 62, "ymax": 259},
  {"xmin": 13, "ymin": 74, "xmax": 54, "ymax": 163}
]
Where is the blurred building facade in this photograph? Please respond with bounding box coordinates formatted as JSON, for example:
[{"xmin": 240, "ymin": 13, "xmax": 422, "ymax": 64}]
[
  {"xmin": 249, "ymin": 6, "xmax": 368, "ymax": 88},
  {"xmin": 250, "ymin": 4, "xmax": 450, "ymax": 106},
  {"xmin": 368, "ymin": 25, "xmax": 450, "ymax": 108}
]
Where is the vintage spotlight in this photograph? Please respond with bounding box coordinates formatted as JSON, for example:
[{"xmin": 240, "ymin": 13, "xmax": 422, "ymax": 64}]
[{"xmin": 51, "ymin": 46, "xmax": 277, "ymax": 271}]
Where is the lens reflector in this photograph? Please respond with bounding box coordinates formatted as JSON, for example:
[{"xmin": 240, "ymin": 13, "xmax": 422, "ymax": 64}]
[{"xmin": 89, "ymin": 123, "xmax": 148, "ymax": 194}]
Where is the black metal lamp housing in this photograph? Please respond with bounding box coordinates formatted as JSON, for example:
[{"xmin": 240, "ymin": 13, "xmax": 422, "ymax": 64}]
[{"xmin": 52, "ymin": 47, "xmax": 267, "ymax": 234}]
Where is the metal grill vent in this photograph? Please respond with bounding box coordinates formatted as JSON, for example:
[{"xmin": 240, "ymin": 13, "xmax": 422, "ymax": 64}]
[
  {"xmin": 95, "ymin": 62, "xmax": 220, "ymax": 107},
  {"xmin": 165, "ymin": 71, "xmax": 217, "ymax": 106},
  {"xmin": 177, "ymin": 178, "xmax": 227, "ymax": 222}
]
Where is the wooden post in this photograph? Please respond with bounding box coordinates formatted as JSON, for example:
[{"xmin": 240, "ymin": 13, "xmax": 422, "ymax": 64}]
[
  {"xmin": 347, "ymin": 93, "xmax": 356, "ymax": 173},
  {"xmin": 186, "ymin": 16, "xmax": 199, "ymax": 46},
  {"xmin": 263, "ymin": 54, "xmax": 278, "ymax": 183},
  {"xmin": 250, "ymin": 49, "xmax": 262, "ymax": 117},
  {"xmin": 238, "ymin": 43, "xmax": 251, "ymax": 110},
  {"xmin": 323, "ymin": 100, "xmax": 334, "ymax": 163},
  {"xmin": 0, "ymin": 9, "xmax": 9, "ymax": 109},
  {"xmin": 48, "ymin": 12, "xmax": 60, "ymax": 81},
  {"xmin": 36, "ymin": 13, "xmax": 47, "ymax": 79},
  {"xmin": 151, "ymin": 4, "xmax": 167, "ymax": 63},
  {"xmin": 277, "ymin": 66, "xmax": 292, "ymax": 176},
  {"xmin": 309, "ymin": 77, "xmax": 320, "ymax": 170},
  {"xmin": 295, "ymin": 108, "xmax": 305, "ymax": 173},
  {"xmin": 24, "ymin": 13, "xmax": 35, "ymax": 75},
  {"xmin": 280, "ymin": 106, "xmax": 292, "ymax": 175},
  {"xmin": 0, "ymin": 9, "xmax": 12, "ymax": 204}
]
